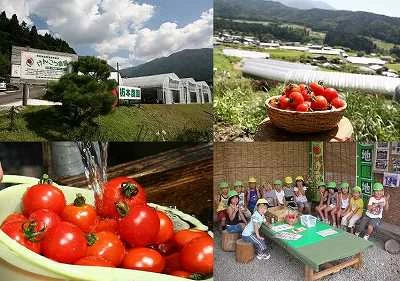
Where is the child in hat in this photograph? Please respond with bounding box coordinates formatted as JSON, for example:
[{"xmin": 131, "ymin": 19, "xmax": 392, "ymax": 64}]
[
  {"xmin": 273, "ymin": 179, "xmax": 285, "ymax": 206},
  {"xmin": 356, "ymin": 183, "xmax": 390, "ymax": 240},
  {"xmin": 242, "ymin": 198, "xmax": 271, "ymax": 260},
  {"xmin": 315, "ymin": 182, "xmax": 328, "ymax": 220},
  {"xmin": 216, "ymin": 181, "xmax": 230, "ymax": 231},
  {"xmin": 234, "ymin": 180, "xmax": 251, "ymax": 219},
  {"xmin": 225, "ymin": 190, "xmax": 247, "ymax": 233},
  {"xmin": 341, "ymin": 186, "xmax": 364, "ymax": 233},
  {"xmin": 323, "ymin": 182, "xmax": 339, "ymax": 226},
  {"xmin": 246, "ymin": 177, "xmax": 260, "ymax": 213},
  {"xmin": 331, "ymin": 182, "xmax": 350, "ymax": 227},
  {"xmin": 294, "ymin": 186, "xmax": 310, "ymax": 214},
  {"xmin": 283, "ymin": 176, "xmax": 296, "ymax": 208}
]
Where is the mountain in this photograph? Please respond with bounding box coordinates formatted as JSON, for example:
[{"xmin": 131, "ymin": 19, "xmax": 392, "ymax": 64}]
[
  {"xmin": 120, "ymin": 48, "xmax": 212, "ymax": 83},
  {"xmin": 274, "ymin": 0, "xmax": 334, "ymax": 10},
  {"xmin": 215, "ymin": 0, "xmax": 400, "ymax": 45}
]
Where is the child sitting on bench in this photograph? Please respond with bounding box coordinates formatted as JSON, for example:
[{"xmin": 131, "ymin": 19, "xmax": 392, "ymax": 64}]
[
  {"xmin": 341, "ymin": 186, "xmax": 363, "ymax": 233},
  {"xmin": 241, "ymin": 198, "xmax": 271, "ymax": 260}
]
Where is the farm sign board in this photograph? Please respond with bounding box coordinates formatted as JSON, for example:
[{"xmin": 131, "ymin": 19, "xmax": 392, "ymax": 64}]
[{"xmin": 118, "ymin": 85, "xmax": 141, "ymax": 100}]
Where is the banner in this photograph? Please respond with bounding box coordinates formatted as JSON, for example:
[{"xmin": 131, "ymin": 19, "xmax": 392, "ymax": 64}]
[
  {"xmin": 20, "ymin": 51, "xmax": 73, "ymax": 80},
  {"xmin": 308, "ymin": 142, "xmax": 324, "ymax": 202},
  {"xmin": 374, "ymin": 142, "xmax": 389, "ymax": 173},
  {"xmin": 357, "ymin": 143, "xmax": 374, "ymax": 199},
  {"xmin": 383, "ymin": 172, "xmax": 400, "ymax": 188},
  {"xmin": 118, "ymin": 85, "xmax": 141, "ymax": 100}
]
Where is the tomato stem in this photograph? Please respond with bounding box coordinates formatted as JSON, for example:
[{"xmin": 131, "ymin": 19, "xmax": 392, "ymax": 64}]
[
  {"xmin": 74, "ymin": 193, "xmax": 86, "ymax": 207},
  {"xmin": 86, "ymin": 233, "xmax": 98, "ymax": 246},
  {"xmin": 121, "ymin": 182, "xmax": 138, "ymax": 198},
  {"xmin": 115, "ymin": 202, "xmax": 129, "ymax": 217},
  {"xmin": 22, "ymin": 221, "xmax": 44, "ymax": 242},
  {"xmin": 190, "ymin": 273, "xmax": 208, "ymax": 280},
  {"xmin": 38, "ymin": 174, "xmax": 52, "ymax": 184}
]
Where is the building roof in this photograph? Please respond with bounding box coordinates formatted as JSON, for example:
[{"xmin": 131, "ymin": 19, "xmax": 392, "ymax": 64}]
[
  {"xmin": 346, "ymin": 56, "xmax": 386, "ymax": 65},
  {"xmin": 122, "ymin": 73, "xmax": 180, "ymax": 88},
  {"xmin": 308, "ymin": 49, "xmax": 343, "ymax": 56},
  {"xmin": 222, "ymin": 48, "xmax": 270, "ymax": 59}
]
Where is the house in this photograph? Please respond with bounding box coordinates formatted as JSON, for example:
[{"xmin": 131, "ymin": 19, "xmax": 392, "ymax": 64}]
[{"xmin": 122, "ymin": 73, "xmax": 183, "ymax": 104}]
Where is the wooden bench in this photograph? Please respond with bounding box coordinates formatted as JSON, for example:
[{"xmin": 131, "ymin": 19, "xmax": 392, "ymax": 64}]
[
  {"xmin": 236, "ymin": 239, "xmax": 255, "ymax": 263},
  {"xmin": 221, "ymin": 230, "xmax": 240, "ymax": 252}
]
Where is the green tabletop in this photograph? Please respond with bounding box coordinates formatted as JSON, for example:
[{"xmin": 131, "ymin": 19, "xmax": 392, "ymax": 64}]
[{"xmin": 261, "ymin": 221, "xmax": 373, "ymax": 271}]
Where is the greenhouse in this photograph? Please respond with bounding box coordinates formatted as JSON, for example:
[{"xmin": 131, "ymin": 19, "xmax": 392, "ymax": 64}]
[
  {"xmin": 122, "ymin": 73, "xmax": 183, "ymax": 104},
  {"xmin": 197, "ymin": 81, "xmax": 212, "ymax": 103},
  {"xmin": 181, "ymin": 78, "xmax": 201, "ymax": 103}
]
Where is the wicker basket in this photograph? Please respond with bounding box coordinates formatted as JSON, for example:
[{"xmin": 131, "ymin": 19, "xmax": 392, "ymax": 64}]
[{"xmin": 265, "ymin": 96, "xmax": 346, "ymax": 133}]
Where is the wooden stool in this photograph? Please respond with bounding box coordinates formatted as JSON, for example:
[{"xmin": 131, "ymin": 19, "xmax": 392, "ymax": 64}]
[
  {"xmin": 235, "ymin": 239, "xmax": 255, "ymax": 263},
  {"xmin": 221, "ymin": 230, "xmax": 240, "ymax": 252}
]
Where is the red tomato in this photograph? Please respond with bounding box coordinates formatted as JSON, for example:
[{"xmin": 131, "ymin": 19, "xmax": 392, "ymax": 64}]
[
  {"xmin": 180, "ymin": 236, "xmax": 213, "ymax": 275},
  {"xmin": 93, "ymin": 217, "xmax": 118, "ymax": 233},
  {"xmin": 22, "ymin": 179, "xmax": 66, "ymax": 216},
  {"xmin": 29, "ymin": 209, "xmax": 61, "ymax": 235},
  {"xmin": 299, "ymin": 83, "xmax": 307, "ymax": 91},
  {"xmin": 170, "ymin": 271, "xmax": 191, "ymax": 278},
  {"xmin": 331, "ymin": 97, "xmax": 346, "ymax": 109},
  {"xmin": 309, "ymin": 82, "xmax": 325, "ymax": 96},
  {"xmin": 324, "ymin": 87, "xmax": 339, "ymax": 102},
  {"xmin": 95, "ymin": 177, "xmax": 147, "ymax": 219},
  {"xmin": 284, "ymin": 84, "xmax": 301, "ymax": 96},
  {"xmin": 278, "ymin": 95, "xmax": 290, "ymax": 109},
  {"xmin": 86, "ymin": 231, "xmax": 125, "ymax": 267},
  {"xmin": 122, "ymin": 248, "xmax": 165, "ymax": 273},
  {"xmin": 75, "ymin": 256, "xmax": 114, "ymax": 267},
  {"xmin": 173, "ymin": 229, "xmax": 209, "ymax": 249},
  {"xmin": 61, "ymin": 194, "xmax": 97, "ymax": 233},
  {"xmin": 41, "ymin": 222, "xmax": 87, "ymax": 263},
  {"xmin": 155, "ymin": 211, "xmax": 174, "ymax": 244},
  {"xmin": 311, "ymin": 95, "xmax": 328, "ymax": 111},
  {"xmin": 150, "ymin": 241, "xmax": 178, "ymax": 256},
  {"xmin": 118, "ymin": 205, "xmax": 160, "ymax": 247},
  {"xmin": 1, "ymin": 221, "xmax": 41, "ymax": 253},
  {"xmin": 164, "ymin": 253, "xmax": 181, "ymax": 274},
  {"xmin": 1, "ymin": 213, "xmax": 27, "ymax": 227},
  {"xmin": 300, "ymin": 89, "xmax": 311, "ymax": 101},
  {"xmin": 296, "ymin": 103, "xmax": 310, "ymax": 112},
  {"xmin": 289, "ymin": 91, "xmax": 304, "ymax": 107},
  {"xmin": 313, "ymin": 146, "xmax": 321, "ymax": 154}
]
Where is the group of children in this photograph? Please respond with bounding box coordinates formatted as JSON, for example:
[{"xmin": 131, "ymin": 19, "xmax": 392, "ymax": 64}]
[{"xmin": 216, "ymin": 177, "xmax": 391, "ymax": 260}]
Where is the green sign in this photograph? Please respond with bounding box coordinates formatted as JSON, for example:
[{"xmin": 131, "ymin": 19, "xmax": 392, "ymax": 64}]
[
  {"xmin": 118, "ymin": 86, "xmax": 141, "ymax": 100},
  {"xmin": 357, "ymin": 143, "xmax": 374, "ymax": 205}
]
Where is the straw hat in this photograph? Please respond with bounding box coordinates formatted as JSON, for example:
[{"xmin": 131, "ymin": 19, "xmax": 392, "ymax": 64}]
[
  {"xmin": 248, "ymin": 177, "xmax": 257, "ymax": 183},
  {"xmin": 256, "ymin": 198, "xmax": 268, "ymax": 205},
  {"xmin": 284, "ymin": 176, "xmax": 293, "ymax": 184},
  {"xmin": 295, "ymin": 176, "xmax": 304, "ymax": 181}
]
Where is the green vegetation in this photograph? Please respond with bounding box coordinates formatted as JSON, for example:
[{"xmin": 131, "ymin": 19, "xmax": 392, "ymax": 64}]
[
  {"xmin": 214, "ymin": 48, "xmax": 400, "ymax": 141},
  {"xmin": 0, "ymin": 104, "xmax": 213, "ymax": 141},
  {"xmin": 386, "ymin": 64, "xmax": 400, "ymax": 72},
  {"xmin": 0, "ymin": 11, "xmax": 75, "ymax": 79}
]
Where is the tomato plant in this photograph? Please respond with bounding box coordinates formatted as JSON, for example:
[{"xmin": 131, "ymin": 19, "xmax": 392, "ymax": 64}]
[
  {"xmin": 173, "ymin": 229, "xmax": 209, "ymax": 249},
  {"xmin": 180, "ymin": 236, "xmax": 213, "ymax": 275},
  {"xmin": 122, "ymin": 248, "xmax": 165, "ymax": 273},
  {"xmin": 311, "ymin": 95, "xmax": 328, "ymax": 111},
  {"xmin": 1, "ymin": 221, "xmax": 41, "ymax": 253},
  {"xmin": 96, "ymin": 177, "xmax": 147, "ymax": 219},
  {"xmin": 86, "ymin": 231, "xmax": 125, "ymax": 267},
  {"xmin": 29, "ymin": 209, "xmax": 61, "ymax": 235},
  {"xmin": 61, "ymin": 194, "xmax": 97, "ymax": 232},
  {"xmin": 41, "ymin": 222, "xmax": 87, "ymax": 263},
  {"xmin": 155, "ymin": 211, "xmax": 174, "ymax": 244},
  {"xmin": 118, "ymin": 205, "xmax": 160, "ymax": 247},
  {"xmin": 22, "ymin": 176, "xmax": 66, "ymax": 216},
  {"xmin": 75, "ymin": 256, "xmax": 114, "ymax": 267}
]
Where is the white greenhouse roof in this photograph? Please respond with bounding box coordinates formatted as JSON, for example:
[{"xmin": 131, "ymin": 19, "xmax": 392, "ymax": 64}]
[
  {"xmin": 222, "ymin": 48, "xmax": 270, "ymax": 59},
  {"xmin": 346, "ymin": 56, "xmax": 386, "ymax": 65},
  {"xmin": 122, "ymin": 73, "xmax": 180, "ymax": 88},
  {"xmin": 181, "ymin": 78, "xmax": 197, "ymax": 84}
]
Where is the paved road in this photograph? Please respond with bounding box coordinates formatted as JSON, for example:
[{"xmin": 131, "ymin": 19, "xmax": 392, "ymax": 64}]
[{"xmin": 0, "ymin": 86, "xmax": 46, "ymax": 105}]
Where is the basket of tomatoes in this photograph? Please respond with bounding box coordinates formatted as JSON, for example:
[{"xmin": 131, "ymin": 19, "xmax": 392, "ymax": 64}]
[
  {"xmin": 266, "ymin": 82, "xmax": 347, "ymax": 133},
  {"xmin": 0, "ymin": 175, "xmax": 212, "ymax": 281}
]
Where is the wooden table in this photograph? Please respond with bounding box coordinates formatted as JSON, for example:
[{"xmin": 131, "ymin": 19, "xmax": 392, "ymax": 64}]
[
  {"xmin": 254, "ymin": 117, "xmax": 353, "ymax": 142},
  {"xmin": 261, "ymin": 221, "xmax": 373, "ymax": 281}
]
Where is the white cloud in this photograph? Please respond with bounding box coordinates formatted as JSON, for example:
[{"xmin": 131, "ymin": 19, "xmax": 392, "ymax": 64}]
[
  {"xmin": 0, "ymin": 0, "xmax": 32, "ymax": 24},
  {"xmin": 37, "ymin": 29, "xmax": 49, "ymax": 35}
]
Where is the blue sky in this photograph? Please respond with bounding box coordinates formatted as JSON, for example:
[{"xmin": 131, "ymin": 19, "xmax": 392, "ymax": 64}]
[{"xmin": 322, "ymin": 0, "xmax": 400, "ymax": 17}]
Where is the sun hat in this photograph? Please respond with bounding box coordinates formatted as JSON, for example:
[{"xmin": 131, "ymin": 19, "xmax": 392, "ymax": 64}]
[
  {"xmin": 248, "ymin": 177, "xmax": 257, "ymax": 183},
  {"xmin": 234, "ymin": 180, "xmax": 243, "ymax": 187},
  {"xmin": 274, "ymin": 179, "xmax": 282, "ymax": 186},
  {"xmin": 219, "ymin": 181, "xmax": 229, "ymax": 189},
  {"xmin": 339, "ymin": 182, "xmax": 349, "ymax": 190},
  {"xmin": 295, "ymin": 176, "xmax": 304, "ymax": 181},
  {"xmin": 326, "ymin": 181, "xmax": 337, "ymax": 189},
  {"xmin": 373, "ymin": 182, "xmax": 384, "ymax": 191},
  {"xmin": 256, "ymin": 198, "xmax": 268, "ymax": 205},
  {"xmin": 284, "ymin": 176, "xmax": 293, "ymax": 184},
  {"xmin": 227, "ymin": 190, "xmax": 239, "ymax": 199},
  {"xmin": 353, "ymin": 186, "xmax": 362, "ymax": 193}
]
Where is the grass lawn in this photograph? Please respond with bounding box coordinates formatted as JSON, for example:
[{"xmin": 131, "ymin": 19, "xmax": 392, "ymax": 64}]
[
  {"xmin": 0, "ymin": 104, "xmax": 213, "ymax": 141},
  {"xmin": 385, "ymin": 63, "xmax": 400, "ymax": 72}
]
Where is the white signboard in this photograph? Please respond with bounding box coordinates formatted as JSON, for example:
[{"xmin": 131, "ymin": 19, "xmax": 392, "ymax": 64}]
[
  {"xmin": 20, "ymin": 51, "xmax": 72, "ymax": 80},
  {"xmin": 118, "ymin": 86, "xmax": 141, "ymax": 100},
  {"xmin": 11, "ymin": 64, "xmax": 21, "ymax": 77},
  {"xmin": 383, "ymin": 172, "xmax": 400, "ymax": 188}
]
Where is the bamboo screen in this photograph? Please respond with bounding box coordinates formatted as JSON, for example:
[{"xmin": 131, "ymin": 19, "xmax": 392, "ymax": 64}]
[
  {"xmin": 214, "ymin": 142, "xmax": 309, "ymax": 188},
  {"xmin": 324, "ymin": 142, "xmax": 357, "ymax": 187}
]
